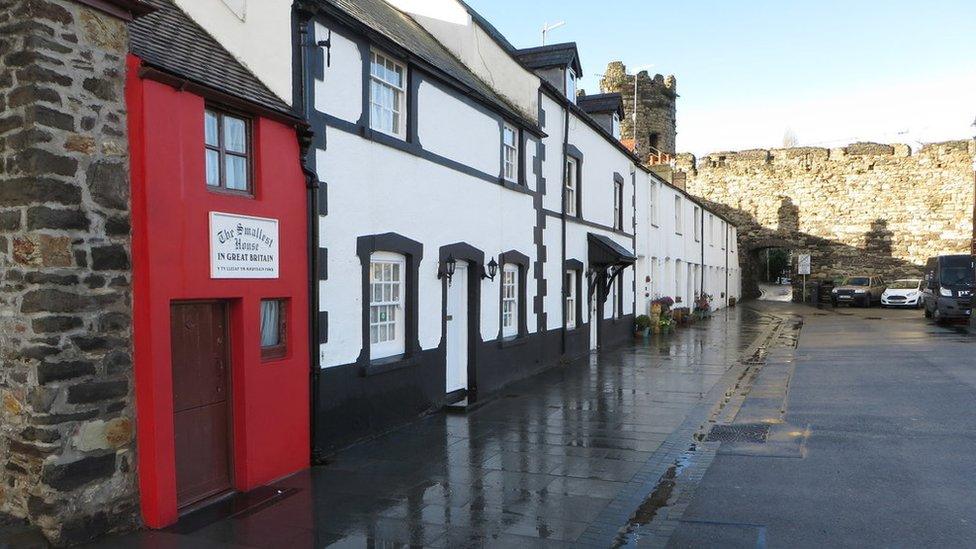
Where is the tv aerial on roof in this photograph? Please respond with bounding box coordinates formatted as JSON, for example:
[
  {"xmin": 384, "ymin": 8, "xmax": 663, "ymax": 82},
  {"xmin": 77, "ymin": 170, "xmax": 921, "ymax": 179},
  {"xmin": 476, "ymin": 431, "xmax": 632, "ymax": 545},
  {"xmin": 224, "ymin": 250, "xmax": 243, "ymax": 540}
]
[{"xmin": 541, "ymin": 21, "xmax": 565, "ymax": 46}]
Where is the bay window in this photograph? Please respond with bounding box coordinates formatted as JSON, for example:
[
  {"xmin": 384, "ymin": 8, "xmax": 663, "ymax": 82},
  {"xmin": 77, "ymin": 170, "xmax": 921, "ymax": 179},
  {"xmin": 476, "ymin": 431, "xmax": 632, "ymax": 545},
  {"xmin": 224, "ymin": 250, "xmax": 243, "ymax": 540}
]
[{"xmin": 369, "ymin": 50, "xmax": 406, "ymax": 138}]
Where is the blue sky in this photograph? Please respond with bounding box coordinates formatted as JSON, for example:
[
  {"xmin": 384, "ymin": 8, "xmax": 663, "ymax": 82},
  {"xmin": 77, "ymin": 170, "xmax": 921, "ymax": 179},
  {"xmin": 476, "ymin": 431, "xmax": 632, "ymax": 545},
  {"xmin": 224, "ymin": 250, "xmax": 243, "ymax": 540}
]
[{"xmin": 465, "ymin": 0, "xmax": 976, "ymax": 155}]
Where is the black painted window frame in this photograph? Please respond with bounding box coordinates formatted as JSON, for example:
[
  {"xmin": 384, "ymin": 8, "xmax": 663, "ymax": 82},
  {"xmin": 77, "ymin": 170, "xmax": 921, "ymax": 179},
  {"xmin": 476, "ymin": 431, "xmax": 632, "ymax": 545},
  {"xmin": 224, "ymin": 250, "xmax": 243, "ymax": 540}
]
[{"xmin": 355, "ymin": 233, "xmax": 423, "ymax": 374}]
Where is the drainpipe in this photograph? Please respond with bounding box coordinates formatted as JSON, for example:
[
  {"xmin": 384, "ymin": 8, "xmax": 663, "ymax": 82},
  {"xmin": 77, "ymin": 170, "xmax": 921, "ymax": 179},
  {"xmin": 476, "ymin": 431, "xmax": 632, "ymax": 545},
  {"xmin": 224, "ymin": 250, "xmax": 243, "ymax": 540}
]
[
  {"xmin": 296, "ymin": 13, "xmax": 323, "ymax": 463},
  {"xmin": 725, "ymin": 222, "xmax": 729, "ymax": 307},
  {"xmin": 560, "ymin": 104, "xmax": 570, "ymax": 356}
]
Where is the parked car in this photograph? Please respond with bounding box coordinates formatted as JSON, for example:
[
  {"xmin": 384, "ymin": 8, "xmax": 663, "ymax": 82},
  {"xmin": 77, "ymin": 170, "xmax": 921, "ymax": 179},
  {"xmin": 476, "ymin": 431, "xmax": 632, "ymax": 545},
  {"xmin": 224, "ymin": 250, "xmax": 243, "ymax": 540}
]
[
  {"xmin": 922, "ymin": 255, "xmax": 974, "ymax": 321},
  {"xmin": 881, "ymin": 279, "xmax": 924, "ymax": 308},
  {"xmin": 831, "ymin": 276, "xmax": 886, "ymax": 307}
]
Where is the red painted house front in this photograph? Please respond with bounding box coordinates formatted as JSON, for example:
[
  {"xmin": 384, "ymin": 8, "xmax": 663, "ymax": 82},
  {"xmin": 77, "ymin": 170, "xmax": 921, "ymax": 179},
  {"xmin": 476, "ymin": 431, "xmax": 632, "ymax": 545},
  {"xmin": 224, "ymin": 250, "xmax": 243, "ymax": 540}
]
[{"xmin": 125, "ymin": 6, "xmax": 309, "ymax": 526}]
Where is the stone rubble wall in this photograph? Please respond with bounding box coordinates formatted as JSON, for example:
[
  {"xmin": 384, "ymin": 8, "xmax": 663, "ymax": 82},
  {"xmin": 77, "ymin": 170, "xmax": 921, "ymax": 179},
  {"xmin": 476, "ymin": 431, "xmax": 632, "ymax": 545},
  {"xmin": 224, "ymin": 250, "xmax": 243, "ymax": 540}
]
[
  {"xmin": 0, "ymin": 0, "xmax": 137, "ymax": 544},
  {"xmin": 676, "ymin": 140, "xmax": 975, "ymax": 292}
]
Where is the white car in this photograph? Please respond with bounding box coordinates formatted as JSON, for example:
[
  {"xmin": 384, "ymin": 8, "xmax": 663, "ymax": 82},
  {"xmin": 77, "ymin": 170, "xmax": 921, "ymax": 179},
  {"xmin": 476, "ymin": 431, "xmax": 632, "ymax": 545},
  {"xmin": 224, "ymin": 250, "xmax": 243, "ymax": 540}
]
[{"xmin": 881, "ymin": 279, "xmax": 924, "ymax": 308}]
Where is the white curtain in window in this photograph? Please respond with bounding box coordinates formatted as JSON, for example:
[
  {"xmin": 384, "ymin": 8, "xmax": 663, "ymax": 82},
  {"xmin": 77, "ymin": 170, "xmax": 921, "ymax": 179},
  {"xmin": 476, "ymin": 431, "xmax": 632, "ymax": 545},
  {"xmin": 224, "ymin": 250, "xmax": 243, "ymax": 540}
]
[{"xmin": 260, "ymin": 300, "xmax": 280, "ymax": 347}]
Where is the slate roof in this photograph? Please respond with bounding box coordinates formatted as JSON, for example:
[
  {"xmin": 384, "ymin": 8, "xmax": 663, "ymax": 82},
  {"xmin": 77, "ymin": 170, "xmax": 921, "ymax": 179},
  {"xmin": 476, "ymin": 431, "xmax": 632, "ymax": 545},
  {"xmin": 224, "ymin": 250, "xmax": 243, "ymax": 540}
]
[
  {"xmin": 578, "ymin": 93, "xmax": 623, "ymax": 116},
  {"xmin": 129, "ymin": 0, "xmax": 294, "ymax": 117},
  {"xmin": 318, "ymin": 0, "xmax": 537, "ymax": 129},
  {"xmin": 514, "ymin": 43, "xmax": 583, "ymax": 77}
]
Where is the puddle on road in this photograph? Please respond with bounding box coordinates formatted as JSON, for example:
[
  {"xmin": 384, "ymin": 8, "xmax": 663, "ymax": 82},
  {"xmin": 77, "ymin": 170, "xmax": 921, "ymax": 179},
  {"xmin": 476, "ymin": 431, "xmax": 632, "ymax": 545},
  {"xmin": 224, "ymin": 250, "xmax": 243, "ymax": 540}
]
[{"xmin": 613, "ymin": 448, "xmax": 697, "ymax": 548}]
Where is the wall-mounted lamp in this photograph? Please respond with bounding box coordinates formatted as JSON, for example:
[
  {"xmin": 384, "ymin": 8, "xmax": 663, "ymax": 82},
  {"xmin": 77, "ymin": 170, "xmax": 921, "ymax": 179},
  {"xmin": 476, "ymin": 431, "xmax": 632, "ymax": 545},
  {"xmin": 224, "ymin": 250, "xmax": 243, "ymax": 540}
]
[
  {"xmin": 438, "ymin": 254, "xmax": 457, "ymax": 285},
  {"xmin": 482, "ymin": 258, "xmax": 498, "ymax": 280}
]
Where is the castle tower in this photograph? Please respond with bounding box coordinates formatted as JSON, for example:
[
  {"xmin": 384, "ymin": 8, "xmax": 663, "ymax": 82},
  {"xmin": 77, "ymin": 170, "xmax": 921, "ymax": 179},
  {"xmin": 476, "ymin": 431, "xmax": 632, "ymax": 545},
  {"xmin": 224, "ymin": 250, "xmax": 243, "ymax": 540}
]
[{"xmin": 600, "ymin": 61, "xmax": 677, "ymax": 162}]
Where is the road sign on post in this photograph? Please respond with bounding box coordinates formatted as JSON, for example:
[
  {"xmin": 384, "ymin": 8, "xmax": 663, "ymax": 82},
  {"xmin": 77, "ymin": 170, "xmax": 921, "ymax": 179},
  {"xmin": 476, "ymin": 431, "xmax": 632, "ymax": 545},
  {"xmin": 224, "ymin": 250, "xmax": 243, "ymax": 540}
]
[
  {"xmin": 797, "ymin": 254, "xmax": 811, "ymax": 275},
  {"xmin": 797, "ymin": 254, "xmax": 811, "ymax": 303}
]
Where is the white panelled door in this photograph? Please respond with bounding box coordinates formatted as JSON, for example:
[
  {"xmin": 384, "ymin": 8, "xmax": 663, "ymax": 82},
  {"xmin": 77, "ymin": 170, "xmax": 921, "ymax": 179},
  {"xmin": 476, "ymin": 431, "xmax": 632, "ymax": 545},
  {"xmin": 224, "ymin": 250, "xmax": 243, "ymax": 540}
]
[{"xmin": 446, "ymin": 262, "xmax": 468, "ymax": 393}]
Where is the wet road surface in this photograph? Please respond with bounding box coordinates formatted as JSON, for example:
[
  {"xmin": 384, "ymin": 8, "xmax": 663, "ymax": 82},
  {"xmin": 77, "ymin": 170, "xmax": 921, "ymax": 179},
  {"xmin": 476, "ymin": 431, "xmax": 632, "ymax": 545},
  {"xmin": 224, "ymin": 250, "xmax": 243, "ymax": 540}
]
[
  {"xmin": 91, "ymin": 307, "xmax": 775, "ymax": 548},
  {"xmin": 669, "ymin": 302, "xmax": 976, "ymax": 547},
  {"xmin": 757, "ymin": 282, "xmax": 794, "ymax": 303}
]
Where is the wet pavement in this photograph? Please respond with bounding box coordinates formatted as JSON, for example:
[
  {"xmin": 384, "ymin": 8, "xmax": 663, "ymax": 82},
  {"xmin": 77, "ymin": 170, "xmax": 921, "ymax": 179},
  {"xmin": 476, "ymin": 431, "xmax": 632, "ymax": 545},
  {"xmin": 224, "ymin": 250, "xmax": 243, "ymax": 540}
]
[
  {"xmin": 86, "ymin": 302, "xmax": 976, "ymax": 547},
  {"xmin": 91, "ymin": 306, "xmax": 776, "ymax": 548}
]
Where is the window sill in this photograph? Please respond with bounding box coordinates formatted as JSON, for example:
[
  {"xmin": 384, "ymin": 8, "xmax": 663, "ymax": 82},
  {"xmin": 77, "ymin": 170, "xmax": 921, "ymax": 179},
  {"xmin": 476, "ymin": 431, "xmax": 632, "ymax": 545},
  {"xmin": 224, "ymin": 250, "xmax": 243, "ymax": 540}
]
[
  {"xmin": 361, "ymin": 353, "xmax": 419, "ymax": 377},
  {"xmin": 500, "ymin": 178, "xmax": 532, "ymax": 195},
  {"xmin": 206, "ymin": 185, "xmax": 254, "ymax": 199},
  {"xmin": 364, "ymin": 125, "xmax": 406, "ymax": 142},
  {"xmin": 498, "ymin": 335, "xmax": 527, "ymax": 348}
]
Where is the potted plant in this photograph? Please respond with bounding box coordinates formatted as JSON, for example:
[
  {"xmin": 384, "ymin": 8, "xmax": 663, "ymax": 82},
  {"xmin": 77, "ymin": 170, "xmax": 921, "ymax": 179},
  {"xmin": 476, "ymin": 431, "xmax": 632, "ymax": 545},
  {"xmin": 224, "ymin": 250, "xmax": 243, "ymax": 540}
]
[
  {"xmin": 635, "ymin": 314, "xmax": 652, "ymax": 338},
  {"xmin": 651, "ymin": 296, "xmax": 674, "ymax": 313},
  {"xmin": 673, "ymin": 307, "xmax": 691, "ymax": 324},
  {"xmin": 694, "ymin": 293, "xmax": 712, "ymax": 319},
  {"xmin": 657, "ymin": 315, "xmax": 674, "ymax": 333}
]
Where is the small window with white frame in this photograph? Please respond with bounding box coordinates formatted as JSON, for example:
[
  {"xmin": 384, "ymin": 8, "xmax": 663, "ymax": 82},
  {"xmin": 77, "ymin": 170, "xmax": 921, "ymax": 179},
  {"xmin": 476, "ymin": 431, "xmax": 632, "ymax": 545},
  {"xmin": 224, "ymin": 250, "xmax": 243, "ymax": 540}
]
[
  {"xmin": 565, "ymin": 270, "xmax": 577, "ymax": 329},
  {"xmin": 369, "ymin": 50, "xmax": 406, "ymax": 138},
  {"xmin": 501, "ymin": 264, "xmax": 519, "ymax": 337},
  {"xmin": 566, "ymin": 68, "xmax": 577, "ymax": 103},
  {"xmin": 611, "ymin": 112, "xmax": 621, "ymax": 139},
  {"xmin": 674, "ymin": 196, "xmax": 682, "ymax": 234},
  {"xmin": 369, "ymin": 252, "xmax": 405, "ymax": 358},
  {"xmin": 565, "ymin": 157, "xmax": 578, "ymax": 216},
  {"xmin": 694, "ymin": 206, "xmax": 701, "ymax": 242},
  {"xmin": 649, "ymin": 181, "xmax": 658, "ymax": 226},
  {"xmin": 503, "ymin": 123, "xmax": 518, "ymax": 182},
  {"xmin": 613, "ymin": 179, "xmax": 624, "ymax": 230}
]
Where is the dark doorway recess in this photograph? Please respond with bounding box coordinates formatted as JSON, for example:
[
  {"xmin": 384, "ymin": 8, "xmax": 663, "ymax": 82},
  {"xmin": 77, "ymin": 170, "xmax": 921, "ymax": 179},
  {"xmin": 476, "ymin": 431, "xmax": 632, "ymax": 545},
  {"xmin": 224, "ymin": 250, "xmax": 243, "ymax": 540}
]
[{"xmin": 170, "ymin": 301, "xmax": 233, "ymax": 509}]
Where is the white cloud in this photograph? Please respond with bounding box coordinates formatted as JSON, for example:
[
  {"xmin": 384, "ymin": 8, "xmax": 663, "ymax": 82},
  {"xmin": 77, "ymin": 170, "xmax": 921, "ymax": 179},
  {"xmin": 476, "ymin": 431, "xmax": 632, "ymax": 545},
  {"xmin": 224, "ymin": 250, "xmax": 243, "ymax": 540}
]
[{"xmin": 679, "ymin": 70, "xmax": 976, "ymax": 156}]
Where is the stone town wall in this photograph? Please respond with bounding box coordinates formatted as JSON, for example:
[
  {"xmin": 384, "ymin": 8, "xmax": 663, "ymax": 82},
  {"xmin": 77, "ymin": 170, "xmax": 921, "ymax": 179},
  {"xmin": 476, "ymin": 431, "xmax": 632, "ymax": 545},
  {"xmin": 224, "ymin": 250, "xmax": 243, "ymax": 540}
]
[
  {"xmin": 0, "ymin": 0, "xmax": 137, "ymax": 544},
  {"xmin": 599, "ymin": 61, "xmax": 677, "ymax": 158},
  {"xmin": 676, "ymin": 141, "xmax": 975, "ymax": 293}
]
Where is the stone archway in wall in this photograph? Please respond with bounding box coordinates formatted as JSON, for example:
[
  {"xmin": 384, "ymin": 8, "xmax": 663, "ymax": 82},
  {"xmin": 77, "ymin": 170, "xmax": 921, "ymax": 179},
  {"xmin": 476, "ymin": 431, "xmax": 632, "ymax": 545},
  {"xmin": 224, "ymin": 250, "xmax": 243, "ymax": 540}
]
[{"xmin": 741, "ymin": 237, "xmax": 803, "ymax": 300}]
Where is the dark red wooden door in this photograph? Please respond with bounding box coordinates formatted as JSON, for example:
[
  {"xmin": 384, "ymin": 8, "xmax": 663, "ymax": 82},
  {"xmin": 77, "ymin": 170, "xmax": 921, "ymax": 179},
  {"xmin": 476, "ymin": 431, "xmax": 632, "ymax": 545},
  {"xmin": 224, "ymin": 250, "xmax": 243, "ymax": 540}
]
[{"xmin": 170, "ymin": 301, "xmax": 232, "ymax": 508}]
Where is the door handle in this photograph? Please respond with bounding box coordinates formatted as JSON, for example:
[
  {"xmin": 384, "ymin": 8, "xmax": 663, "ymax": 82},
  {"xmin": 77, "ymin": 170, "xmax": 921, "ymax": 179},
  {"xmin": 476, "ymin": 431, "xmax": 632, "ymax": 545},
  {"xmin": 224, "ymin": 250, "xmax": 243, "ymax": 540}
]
[{"xmin": 446, "ymin": 315, "xmax": 453, "ymax": 321}]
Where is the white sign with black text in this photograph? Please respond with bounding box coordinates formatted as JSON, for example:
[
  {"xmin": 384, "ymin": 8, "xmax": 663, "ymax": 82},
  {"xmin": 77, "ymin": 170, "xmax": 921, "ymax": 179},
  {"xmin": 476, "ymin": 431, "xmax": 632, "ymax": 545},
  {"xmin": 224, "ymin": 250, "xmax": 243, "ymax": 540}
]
[
  {"xmin": 797, "ymin": 254, "xmax": 811, "ymax": 276},
  {"xmin": 209, "ymin": 212, "xmax": 279, "ymax": 279}
]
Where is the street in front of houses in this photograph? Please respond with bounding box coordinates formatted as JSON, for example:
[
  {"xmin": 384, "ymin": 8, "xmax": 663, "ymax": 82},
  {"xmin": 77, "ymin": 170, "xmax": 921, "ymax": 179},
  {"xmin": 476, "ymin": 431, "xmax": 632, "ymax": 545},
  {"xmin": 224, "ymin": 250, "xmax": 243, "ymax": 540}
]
[{"xmin": 87, "ymin": 303, "xmax": 976, "ymax": 547}]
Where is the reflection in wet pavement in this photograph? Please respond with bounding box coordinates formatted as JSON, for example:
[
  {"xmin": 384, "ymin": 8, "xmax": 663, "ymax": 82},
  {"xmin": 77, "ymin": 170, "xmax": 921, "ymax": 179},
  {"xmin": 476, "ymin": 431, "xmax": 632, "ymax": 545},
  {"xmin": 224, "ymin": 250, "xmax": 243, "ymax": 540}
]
[{"xmin": 97, "ymin": 307, "xmax": 771, "ymax": 548}]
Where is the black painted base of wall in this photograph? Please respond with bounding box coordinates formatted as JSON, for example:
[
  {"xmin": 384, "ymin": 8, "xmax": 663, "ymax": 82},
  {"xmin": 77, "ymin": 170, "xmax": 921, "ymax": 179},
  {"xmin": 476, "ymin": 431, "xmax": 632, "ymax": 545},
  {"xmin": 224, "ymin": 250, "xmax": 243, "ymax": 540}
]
[{"xmin": 313, "ymin": 315, "xmax": 635, "ymax": 455}]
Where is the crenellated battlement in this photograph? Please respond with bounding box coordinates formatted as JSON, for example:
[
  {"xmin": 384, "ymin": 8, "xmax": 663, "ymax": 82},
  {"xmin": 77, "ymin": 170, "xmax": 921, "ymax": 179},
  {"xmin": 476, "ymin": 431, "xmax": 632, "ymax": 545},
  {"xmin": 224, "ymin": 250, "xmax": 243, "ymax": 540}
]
[
  {"xmin": 679, "ymin": 140, "xmax": 973, "ymax": 172},
  {"xmin": 600, "ymin": 61, "xmax": 678, "ymax": 159},
  {"xmin": 679, "ymin": 138, "xmax": 975, "ymax": 290}
]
